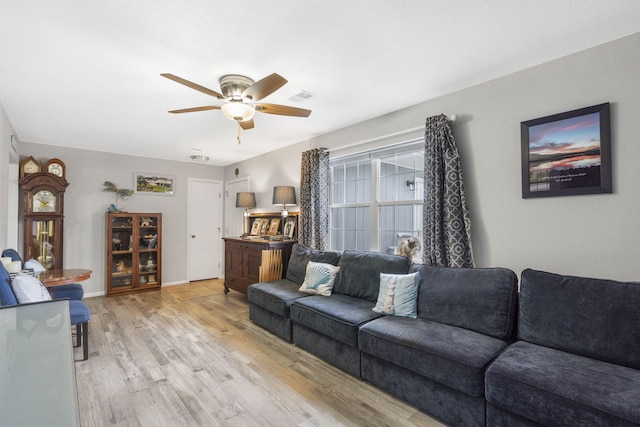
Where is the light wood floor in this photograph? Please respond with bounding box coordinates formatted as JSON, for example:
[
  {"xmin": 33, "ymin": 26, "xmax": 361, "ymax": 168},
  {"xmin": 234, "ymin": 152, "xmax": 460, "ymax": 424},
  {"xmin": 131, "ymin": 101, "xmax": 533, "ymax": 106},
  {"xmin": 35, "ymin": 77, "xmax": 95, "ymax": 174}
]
[{"xmin": 75, "ymin": 280, "xmax": 444, "ymax": 427}]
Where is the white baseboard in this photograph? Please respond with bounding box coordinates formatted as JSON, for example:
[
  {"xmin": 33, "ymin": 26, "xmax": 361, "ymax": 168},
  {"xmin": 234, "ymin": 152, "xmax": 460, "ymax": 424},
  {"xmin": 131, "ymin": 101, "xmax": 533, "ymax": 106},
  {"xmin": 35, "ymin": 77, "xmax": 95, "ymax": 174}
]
[
  {"xmin": 84, "ymin": 280, "xmax": 190, "ymax": 298},
  {"xmin": 162, "ymin": 280, "xmax": 189, "ymax": 287}
]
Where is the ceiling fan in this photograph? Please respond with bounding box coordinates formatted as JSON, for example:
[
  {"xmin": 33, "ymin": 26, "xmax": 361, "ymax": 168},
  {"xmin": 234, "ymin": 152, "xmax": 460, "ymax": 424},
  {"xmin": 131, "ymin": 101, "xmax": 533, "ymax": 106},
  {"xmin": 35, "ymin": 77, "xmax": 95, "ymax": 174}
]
[{"xmin": 161, "ymin": 72, "xmax": 312, "ymax": 133}]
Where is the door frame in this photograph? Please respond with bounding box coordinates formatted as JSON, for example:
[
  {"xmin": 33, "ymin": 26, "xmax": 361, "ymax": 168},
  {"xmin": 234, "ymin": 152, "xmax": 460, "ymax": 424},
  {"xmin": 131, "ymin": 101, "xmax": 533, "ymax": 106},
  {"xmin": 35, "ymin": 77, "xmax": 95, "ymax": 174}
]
[
  {"xmin": 187, "ymin": 177, "xmax": 224, "ymax": 282},
  {"xmin": 224, "ymin": 176, "xmax": 251, "ymax": 237}
]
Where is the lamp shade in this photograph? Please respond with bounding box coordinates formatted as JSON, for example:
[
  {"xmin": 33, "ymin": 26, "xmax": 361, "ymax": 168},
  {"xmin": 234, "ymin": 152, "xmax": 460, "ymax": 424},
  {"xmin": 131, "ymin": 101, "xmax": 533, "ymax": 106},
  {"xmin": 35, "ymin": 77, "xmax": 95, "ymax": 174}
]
[
  {"xmin": 272, "ymin": 186, "xmax": 296, "ymax": 205},
  {"xmin": 236, "ymin": 192, "xmax": 256, "ymax": 208}
]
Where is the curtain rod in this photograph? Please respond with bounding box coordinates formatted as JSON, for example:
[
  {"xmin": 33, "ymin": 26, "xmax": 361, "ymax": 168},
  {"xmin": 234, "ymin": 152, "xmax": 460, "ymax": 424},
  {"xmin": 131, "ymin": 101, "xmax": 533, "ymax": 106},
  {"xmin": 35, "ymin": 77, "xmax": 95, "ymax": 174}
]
[{"xmin": 328, "ymin": 114, "xmax": 457, "ymax": 153}]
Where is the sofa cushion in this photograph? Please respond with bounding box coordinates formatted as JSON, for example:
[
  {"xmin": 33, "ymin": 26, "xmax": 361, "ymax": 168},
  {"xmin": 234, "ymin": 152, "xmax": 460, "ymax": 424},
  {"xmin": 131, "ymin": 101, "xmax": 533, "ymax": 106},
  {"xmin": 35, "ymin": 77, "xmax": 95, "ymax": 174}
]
[
  {"xmin": 247, "ymin": 279, "xmax": 307, "ymax": 318},
  {"xmin": 412, "ymin": 264, "xmax": 518, "ymax": 340},
  {"xmin": 249, "ymin": 303, "xmax": 293, "ymax": 342},
  {"xmin": 285, "ymin": 243, "xmax": 341, "ymax": 285},
  {"xmin": 291, "ymin": 294, "xmax": 382, "ymax": 347},
  {"xmin": 486, "ymin": 340, "xmax": 640, "ymax": 426},
  {"xmin": 519, "ymin": 268, "xmax": 640, "ymax": 369},
  {"xmin": 359, "ymin": 316, "xmax": 510, "ymax": 397},
  {"xmin": 299, "ymin": 261, "xmax": 340, "ymax": 296},
  {"xmin": 373, "ymin": 272, "xmax": 420, "ymax": 318},
  {"xmin": 333, "ymin": 250, "xmax": 411, "ymax": 302}
]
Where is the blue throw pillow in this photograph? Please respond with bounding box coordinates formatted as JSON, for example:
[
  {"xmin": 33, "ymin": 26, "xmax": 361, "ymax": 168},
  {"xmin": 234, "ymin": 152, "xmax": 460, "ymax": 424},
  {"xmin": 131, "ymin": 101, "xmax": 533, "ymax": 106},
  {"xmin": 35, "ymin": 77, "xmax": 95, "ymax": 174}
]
[
  {"xmin": 373, "ymin": 272, "xmax": 420, "ymax": 318},
  {"xmin": 299, "ymin": 261, "xmax": 340, "ymax": 296}
]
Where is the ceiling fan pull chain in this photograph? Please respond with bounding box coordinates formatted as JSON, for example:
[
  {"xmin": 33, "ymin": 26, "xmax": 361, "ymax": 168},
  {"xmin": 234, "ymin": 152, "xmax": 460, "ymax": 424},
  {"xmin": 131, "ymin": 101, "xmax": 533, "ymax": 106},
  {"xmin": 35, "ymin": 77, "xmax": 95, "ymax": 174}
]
[{"xmin": 237, "ymin": 123, "xmax": 242, "ymax": 144}]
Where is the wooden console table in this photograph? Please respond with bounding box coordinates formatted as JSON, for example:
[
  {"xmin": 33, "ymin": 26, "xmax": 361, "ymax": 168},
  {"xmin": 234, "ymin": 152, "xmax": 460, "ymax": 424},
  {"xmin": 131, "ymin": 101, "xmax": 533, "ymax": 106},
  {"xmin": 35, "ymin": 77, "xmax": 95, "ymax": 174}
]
[{"xmin": 223, "ymin": 237, "xmax": 295, "ymax": 294}]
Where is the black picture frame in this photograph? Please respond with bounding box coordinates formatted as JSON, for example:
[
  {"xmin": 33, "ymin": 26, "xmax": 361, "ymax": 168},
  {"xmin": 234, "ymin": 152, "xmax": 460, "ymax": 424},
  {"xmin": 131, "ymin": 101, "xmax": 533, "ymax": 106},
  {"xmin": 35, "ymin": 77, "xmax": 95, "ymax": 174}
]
[{"xmin": 521, "ymin": 102, "xmax": 612, "ymax": 198}]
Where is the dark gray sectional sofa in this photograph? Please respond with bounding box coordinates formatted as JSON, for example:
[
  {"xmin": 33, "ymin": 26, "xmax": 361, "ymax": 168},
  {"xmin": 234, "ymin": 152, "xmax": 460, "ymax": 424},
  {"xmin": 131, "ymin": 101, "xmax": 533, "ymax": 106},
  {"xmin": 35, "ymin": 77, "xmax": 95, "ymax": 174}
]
[
  {"xmin": 248, "ymin": 243, "xmax": 341, "ymax": 342},
  {"xmin": 290, "ymin": 250, "xmax": 411, "ymax": 376},
  {"xmin": 247, "ymin": 244, "xmax": 640, "ymax": 426},
  {"xmin": 485, "ymin": 269, "xmax": 640, "ymax": 426},
  {"xmin": 360, "ymin": 264, "xmax": 518, "ymax": 427}
]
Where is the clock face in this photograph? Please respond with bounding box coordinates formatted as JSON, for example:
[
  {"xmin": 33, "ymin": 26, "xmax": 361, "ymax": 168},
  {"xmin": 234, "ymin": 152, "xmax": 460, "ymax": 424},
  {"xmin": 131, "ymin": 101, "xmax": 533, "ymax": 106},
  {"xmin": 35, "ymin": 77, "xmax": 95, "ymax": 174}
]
[
  {"xmin": 33, "ymin": 190, "xmax": 56, "ymax": 213},
  {"xmin": 48, "ymin": 163, "xmax": 64, "ymax": 177},
  {"xmin": 24, "ymin": 160, "xmax": 40, "ymax": 174}
]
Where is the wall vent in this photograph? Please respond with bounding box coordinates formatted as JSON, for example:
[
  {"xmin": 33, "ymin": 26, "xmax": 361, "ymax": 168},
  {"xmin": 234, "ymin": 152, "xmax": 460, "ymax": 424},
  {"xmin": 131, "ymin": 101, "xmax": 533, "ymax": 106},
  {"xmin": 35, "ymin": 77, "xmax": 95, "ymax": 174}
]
[{"xmin": 288, "ymin": 90, "xmax": 313, "ymax": 102}]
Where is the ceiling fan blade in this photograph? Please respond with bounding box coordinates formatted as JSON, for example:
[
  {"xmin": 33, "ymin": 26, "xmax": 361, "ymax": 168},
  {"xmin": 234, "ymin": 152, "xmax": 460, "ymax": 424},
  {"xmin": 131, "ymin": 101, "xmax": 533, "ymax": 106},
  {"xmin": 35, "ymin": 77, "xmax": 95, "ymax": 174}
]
[
  {"xmin": 239, "ymin": 119, "xmax": 255, "ymax": 130},
  {"xmin": 161, "ymin": 73, "xmax": 226, "ymax": 99},
  {"xmin": 242, "ymin": 73, "xmax": 287, "ymax": 102},
  {"xmin": 168, "ymin": 106, "xmax": 220, "ymax": 114},
  {"xmin": 255, "ymin": 103, "xmax": 312, "ymax": 117}
]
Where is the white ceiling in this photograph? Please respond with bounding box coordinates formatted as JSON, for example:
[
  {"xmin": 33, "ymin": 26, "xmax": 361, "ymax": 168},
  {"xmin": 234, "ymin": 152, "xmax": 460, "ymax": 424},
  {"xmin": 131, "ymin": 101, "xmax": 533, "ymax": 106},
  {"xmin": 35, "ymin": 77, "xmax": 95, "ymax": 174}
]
[{"xmin": 1, "ymin": 1, "xmax": 639, "ymax": 167}]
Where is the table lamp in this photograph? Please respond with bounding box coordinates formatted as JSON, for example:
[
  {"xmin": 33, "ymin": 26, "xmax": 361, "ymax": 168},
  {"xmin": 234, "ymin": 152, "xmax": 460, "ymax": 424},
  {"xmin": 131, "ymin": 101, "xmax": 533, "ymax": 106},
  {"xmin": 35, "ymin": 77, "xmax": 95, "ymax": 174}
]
[
  {"xmin": 236, "ymin": 192, "xmax": 256, "ymax": 236},
  {"xmin": 272, "ymin": 186, "xmax": 296, "ymax": 218}
]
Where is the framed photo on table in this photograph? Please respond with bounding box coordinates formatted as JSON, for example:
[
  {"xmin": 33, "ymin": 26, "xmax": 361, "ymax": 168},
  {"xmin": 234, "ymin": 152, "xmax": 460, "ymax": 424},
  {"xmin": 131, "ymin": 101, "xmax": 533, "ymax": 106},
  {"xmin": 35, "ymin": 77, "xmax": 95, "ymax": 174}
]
[
  {"xmin": 259, "ymin": 218, "xmax": 270, "ymax": 235},
  {"xmin": 250, "ymin": 219, "xmax": 261, "ymax": 235},
  {"xmin": 521, "ymin": 103, "xmax": 612, "ymax": 198},
  {"xmin": 283, "ymin": 217, "xmax": 296, "ymax": 239},
  {"xmin": 267, "ymin": 218, "xmax": 281, "ymax": 235}
]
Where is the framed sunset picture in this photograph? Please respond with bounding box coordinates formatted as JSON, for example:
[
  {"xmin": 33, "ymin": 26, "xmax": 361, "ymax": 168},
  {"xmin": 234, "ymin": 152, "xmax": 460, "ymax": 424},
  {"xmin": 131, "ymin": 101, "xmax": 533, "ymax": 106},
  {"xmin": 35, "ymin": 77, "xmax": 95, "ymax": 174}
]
[{"xmin": 521, "ymin": 103, "xmax": 612, "ymax": 198}]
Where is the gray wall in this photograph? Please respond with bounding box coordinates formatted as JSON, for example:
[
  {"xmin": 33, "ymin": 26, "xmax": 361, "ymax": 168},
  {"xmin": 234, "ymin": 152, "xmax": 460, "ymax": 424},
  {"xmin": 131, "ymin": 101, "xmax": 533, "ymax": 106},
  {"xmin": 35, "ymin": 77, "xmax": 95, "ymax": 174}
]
[
  {"xmin": 3, "ymin": 33, "xmax": 638, "ymax": 291},
  {"xmin": 225, "ymin": 33, "xmax": 640, "ymax": 282},
  {"xmin": 15, "ymin": 142, "xmax": 225, "ymax": 296},
  {"xmin": 0, "ymin": 105, "xmax": 12, "ymax": 249},
  {"xmin": 1, "ymin": 104, "xmax": 19, "ymax": 251}
]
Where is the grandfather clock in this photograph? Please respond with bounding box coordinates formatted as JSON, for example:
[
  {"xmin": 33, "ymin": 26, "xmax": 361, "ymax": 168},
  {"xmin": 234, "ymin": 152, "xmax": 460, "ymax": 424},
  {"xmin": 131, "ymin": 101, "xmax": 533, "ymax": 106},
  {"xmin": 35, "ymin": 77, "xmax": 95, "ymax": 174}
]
[{"xmin": 18, "ymin": 157, "xmax": 68, "ymax": 270}]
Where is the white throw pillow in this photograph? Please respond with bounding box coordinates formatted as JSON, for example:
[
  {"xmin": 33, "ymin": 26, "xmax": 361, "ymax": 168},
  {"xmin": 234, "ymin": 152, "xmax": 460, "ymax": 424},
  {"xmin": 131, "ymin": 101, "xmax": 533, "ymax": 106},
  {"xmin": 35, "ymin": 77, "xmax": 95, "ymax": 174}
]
[
  {"xmin": 299, "ymin": 261, "xmax": 340, "ymax": 296},
  {"xmin": 24, "ymin": 259, "xmax": 46, "ymax": 276},
  {"xmin": 11, "ymin": 273, "xmax": 52, "ymax": 303},
  {"xmin": 373, "ymin": 272, "xmax": 420, "ymax": 318}
]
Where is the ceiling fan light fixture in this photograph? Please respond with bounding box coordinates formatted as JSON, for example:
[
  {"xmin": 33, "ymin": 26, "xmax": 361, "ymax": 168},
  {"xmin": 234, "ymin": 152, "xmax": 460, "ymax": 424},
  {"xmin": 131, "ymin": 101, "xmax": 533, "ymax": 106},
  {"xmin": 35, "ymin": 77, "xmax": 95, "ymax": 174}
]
[
  {"xmin": 221, "ymin": 101, "xmax": 255, "ymax": 122},
  {"xmin": 164, "ymin": 72, "xmax": 311, "ymax": 131}
]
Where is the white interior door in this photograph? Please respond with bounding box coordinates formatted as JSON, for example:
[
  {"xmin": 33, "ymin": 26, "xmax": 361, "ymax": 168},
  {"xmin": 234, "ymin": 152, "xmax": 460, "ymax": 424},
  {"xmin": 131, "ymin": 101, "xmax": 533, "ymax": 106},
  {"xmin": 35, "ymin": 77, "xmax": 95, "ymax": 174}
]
[
  {"xmin": 225, "ymin": 177, "xmax": 250, "ymax": 237},
  {"xmin": 188, "ymin": 178, "xmax": 222, "ymax": 281}
]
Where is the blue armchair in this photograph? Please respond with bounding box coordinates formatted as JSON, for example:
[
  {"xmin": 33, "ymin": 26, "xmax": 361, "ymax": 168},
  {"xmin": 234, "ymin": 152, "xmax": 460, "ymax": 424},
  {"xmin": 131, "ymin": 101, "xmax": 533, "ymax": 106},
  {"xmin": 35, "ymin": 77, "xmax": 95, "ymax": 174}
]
[{"xmin": 0, "ymin": 261, "xmax": 90, "ymax": 360}]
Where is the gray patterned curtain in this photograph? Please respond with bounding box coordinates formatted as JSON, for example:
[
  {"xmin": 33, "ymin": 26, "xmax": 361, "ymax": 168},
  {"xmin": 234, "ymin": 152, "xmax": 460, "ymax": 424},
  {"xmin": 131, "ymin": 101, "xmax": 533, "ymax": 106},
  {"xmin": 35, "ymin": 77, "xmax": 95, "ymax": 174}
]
[
  {"xmin": 299, "ymin": 148, "xmax": 330, "ymax": 250},
  {"xmin": 423, "ymin": 114, "xmax": 474, "ymax": 267}
]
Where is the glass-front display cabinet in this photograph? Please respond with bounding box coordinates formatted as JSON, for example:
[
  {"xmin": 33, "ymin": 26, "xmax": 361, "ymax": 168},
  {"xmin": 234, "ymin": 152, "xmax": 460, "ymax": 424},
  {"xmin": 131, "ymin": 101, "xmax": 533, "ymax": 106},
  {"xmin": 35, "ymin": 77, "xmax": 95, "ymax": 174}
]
[{"xmin": 105, "ymin": 212, "xmax": 162, "ymax": 296}]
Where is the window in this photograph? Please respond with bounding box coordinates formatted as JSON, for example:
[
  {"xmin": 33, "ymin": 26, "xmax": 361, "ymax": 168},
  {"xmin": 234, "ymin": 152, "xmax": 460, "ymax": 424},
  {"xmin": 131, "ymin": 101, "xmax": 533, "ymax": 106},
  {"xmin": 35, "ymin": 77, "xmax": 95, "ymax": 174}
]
[{"xmin": 329, "ymin": 141, "xmax": 424, "ymax": 257}]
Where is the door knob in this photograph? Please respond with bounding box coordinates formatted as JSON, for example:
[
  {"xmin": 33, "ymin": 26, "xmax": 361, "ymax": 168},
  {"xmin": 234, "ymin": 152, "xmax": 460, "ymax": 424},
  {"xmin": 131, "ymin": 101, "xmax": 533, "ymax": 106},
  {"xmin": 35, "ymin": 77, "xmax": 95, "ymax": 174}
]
[{"xmin": 191, "ymin": 234, "xmax": 196, "ymax": 238}]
